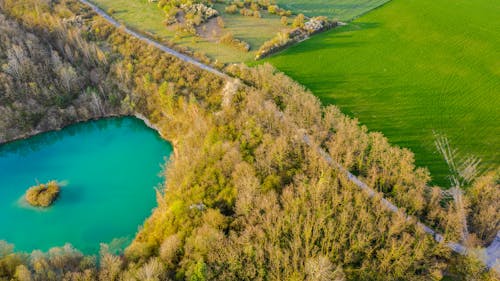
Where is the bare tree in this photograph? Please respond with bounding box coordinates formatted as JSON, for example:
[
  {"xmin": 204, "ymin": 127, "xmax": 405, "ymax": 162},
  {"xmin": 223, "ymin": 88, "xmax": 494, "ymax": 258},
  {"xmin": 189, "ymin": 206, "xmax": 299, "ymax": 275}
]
[{"xmin": 434, "ymin": 132, "xmax": 485, "ymax": 242}]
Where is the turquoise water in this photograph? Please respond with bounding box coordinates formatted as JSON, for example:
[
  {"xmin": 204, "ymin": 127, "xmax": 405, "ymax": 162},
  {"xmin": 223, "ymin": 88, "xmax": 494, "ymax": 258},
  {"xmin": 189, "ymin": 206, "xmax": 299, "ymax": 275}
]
[{"xmin": 0, "ymin": 117, "xmax": 172, "ymax": 254}]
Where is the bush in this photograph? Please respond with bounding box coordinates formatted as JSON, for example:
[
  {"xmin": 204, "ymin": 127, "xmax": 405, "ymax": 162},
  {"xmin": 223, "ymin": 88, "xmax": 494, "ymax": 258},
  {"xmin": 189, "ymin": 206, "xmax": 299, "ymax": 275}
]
[
  {"xmin": 281, "ymin": 16, "xmax": 288, "ymax": 26},
  {"xmin": 293, "ymin": 13, "xmax": 305, "ymax": 28},
  {"xmin": 224, "ymin": 4, "xmax": 238, "ymax": 14},
  {"xmin": 250, "ymin": 2, "xmax": 259, "ymax": 11},
  {"xmin": 25, "ymin": 181, "xmax": 60, "ymax": 207},
  {"xmin": 219, "ymin": 32, "xmax": 250, "ymax": 52},
  {"xmin": 268, "ymin": 5, "xmax": 278, "ymax": 14},
  {"xmin": 256, "ymin": 17, "xmax": 338, "ymax": 59},
  {"xmin": 239, "ymin": 8, "xmax": 254, "ymax": 17}
]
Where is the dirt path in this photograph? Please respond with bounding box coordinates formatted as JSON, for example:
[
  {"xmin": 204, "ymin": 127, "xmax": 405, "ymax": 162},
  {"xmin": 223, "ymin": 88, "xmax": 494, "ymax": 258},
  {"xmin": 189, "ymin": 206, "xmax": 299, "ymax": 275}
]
[{"xmin": 79, "ymin": 0, "xmax": 229, "ymax": 79}]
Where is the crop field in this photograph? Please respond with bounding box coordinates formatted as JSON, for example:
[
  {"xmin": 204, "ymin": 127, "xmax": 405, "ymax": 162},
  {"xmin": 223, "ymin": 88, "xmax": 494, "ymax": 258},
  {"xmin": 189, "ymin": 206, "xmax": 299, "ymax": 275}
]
[
  {"xmin": 90, "ymin": 0, "xmax": 283, "ymax": 63},
  {"xmin": 276, "ymin": 0, "xmax": 390, "ymax": 21},
  {"xmin": 266, "ymin": 0, "xmax": 500, "ymax": 185}
]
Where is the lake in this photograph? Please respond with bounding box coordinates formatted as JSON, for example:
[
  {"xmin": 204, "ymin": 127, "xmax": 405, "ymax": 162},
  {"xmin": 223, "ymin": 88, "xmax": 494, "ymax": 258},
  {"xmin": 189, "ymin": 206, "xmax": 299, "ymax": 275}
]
[{"xmin": 0, "ymin": 117, "xmax": 172, "ymax": 254}]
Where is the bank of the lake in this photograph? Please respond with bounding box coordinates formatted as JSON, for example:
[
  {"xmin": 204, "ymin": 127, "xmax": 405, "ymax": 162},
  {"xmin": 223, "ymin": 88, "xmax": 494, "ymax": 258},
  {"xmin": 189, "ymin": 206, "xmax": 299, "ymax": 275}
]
[{"xmin": 0, "ymin": 117, "xmax": 172, "ymax": 254}]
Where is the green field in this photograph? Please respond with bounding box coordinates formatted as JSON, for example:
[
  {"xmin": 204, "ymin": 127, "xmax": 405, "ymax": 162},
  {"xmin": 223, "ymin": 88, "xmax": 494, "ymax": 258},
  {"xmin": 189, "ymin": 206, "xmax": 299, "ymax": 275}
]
[
  {"xmin": 266, "ymin": 0, "xmax": 500, "ymax": 185},
  {"xmin": 276, "ymin": 0, "xmax": 390, "ymax": 21},
  {"xmin": 90, "ymin": 0, "xmax": 283, "ymax": 63}
]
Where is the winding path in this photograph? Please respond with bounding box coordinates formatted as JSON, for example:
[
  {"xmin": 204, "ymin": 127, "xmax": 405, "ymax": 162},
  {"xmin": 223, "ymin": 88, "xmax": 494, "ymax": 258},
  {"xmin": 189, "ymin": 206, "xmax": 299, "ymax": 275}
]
[
  {"xmin": 78, "ymin": 0, "xmax": 498, "ymax": 271},
  {"xmin": 79, "ymin": 0, "xmax": 228, "ymax": 79}
]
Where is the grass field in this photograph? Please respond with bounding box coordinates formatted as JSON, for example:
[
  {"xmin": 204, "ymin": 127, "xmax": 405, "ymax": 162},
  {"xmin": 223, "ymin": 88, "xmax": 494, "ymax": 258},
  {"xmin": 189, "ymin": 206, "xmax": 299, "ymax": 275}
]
[
  {"xmin": 276, "ymin": 0, "xmax": 390, "ymax": 21},
  {"xmin": 90, "ymin": 0, "xmax": 283, "ymax": 63},
  {"xmin": 213, "ymin": 3, "xmax": 285, "ymax": 51},
  {"xmin": 265, "ymin": 0, "xmax": 500, "ymax": 185}
]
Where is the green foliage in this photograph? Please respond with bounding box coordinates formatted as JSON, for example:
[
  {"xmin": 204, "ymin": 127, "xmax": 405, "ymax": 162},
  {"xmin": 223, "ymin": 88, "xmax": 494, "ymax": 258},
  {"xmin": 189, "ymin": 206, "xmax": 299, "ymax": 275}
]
[
  {"xmin": 261, "ymin": 174, "xmax": 281, "ymax": 192},
  {"xmin": 189, "ymin": 260, "xmax": 207, "ymax": 281},
  {"xmin": 292, "ymin": 13, "xmax": 305, "ymax": 28}
]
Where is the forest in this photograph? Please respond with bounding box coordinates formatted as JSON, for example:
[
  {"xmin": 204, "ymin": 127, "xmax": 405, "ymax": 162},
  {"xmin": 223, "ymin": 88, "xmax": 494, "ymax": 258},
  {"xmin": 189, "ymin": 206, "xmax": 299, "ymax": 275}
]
[{"xmin": 0, "ymin": 0, "xmax": 498, "ymax": 280}]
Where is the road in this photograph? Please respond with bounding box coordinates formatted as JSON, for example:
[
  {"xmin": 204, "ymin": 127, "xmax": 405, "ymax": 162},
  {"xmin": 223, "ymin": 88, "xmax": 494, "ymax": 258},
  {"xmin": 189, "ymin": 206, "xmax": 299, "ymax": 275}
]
[
  {"xmin": 79, "ymin": 0, "xmax": 229, "ymax": 79},
  {"xmin": 78, "ymin": 0, "xmax": 498, "ymax": 270}
]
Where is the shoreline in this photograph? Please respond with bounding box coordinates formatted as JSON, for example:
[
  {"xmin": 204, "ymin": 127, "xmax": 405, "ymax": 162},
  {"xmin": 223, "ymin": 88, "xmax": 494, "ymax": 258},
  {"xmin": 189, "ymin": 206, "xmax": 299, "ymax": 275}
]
[
  {"xmin": 0, "ymin": 113, "xmax": 126, "ymax": 146},
  {"xmin": 1, "ymin": 114, "xmax": 174, "ymax": 257},
  {"xmin": 0, "ymin": 112, "xmax": 179, "ymax": 175},
  {"xmin": 0, "ymin": 113, "xmax": 172, "ymax": 146},
  {"xmin": 132, "ymin": 113, "xmax": 179, "ymax": 159}
]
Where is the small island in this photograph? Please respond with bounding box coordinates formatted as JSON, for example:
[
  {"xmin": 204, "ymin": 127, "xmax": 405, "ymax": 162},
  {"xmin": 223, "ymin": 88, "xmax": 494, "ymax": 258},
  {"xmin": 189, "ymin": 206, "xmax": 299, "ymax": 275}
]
[{"xmin": 25, "ymin": 181, "xmax": 61, "ymax": 207}]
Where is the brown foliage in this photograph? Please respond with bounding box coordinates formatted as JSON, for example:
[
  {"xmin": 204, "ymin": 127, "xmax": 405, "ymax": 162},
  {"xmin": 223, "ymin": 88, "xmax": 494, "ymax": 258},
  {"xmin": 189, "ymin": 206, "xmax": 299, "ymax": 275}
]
[
  {"xmin": 25, "ymin": 181, "xmax": 60, "ymax": 207},
  {"xmin": 0, "ymin": 0, "xmax": 497, "ymax": 280}
]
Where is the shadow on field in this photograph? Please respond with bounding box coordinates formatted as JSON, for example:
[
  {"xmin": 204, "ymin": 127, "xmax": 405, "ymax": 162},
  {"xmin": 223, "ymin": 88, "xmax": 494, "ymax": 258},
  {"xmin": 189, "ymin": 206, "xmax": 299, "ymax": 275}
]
[
  {"xmin": 112, "ymin": 9, "xmax": 129, "ymax": 15},
  {"xmin": 303, "ymin": 72, "xmax": 401, "ymax": 100},
  {"xmin": 274, "ymin": 22, "xmax": 381, "ymax": 56}
]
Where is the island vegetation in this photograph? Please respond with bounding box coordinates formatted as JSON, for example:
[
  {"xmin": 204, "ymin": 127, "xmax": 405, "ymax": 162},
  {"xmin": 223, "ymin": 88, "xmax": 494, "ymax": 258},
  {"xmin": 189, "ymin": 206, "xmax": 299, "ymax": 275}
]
[
  {"xmin": 0, "ymin": 0, "xmax": 498, "ymax": 280},
  {"xmin": 24, "ymin": 181, "xmax": 61, "ymax": 208}
]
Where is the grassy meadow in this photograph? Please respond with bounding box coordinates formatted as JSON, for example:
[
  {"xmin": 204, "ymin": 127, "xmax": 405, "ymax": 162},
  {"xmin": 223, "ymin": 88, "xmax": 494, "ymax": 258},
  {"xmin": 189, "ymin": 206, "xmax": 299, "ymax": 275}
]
[
  {"xmin": 213, "ymin": 3, "xmax": 285, "ymax": 50},
  {"xmin": 276, "ymin": 0, "xmax": 390, "ymax": 21},
  {"xmin": 266, "ymin": 0, "xmax": 500, "ymax": 185},
  {"xmin": 89, "ymin": 0, "xmax": 283, "ymax": 63}
]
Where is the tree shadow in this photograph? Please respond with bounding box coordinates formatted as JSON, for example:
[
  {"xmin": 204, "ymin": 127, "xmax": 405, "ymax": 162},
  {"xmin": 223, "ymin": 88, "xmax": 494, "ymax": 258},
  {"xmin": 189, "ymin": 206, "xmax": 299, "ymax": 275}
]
[
  {"xmin": 270, "ymin": 22, "xmax": 381, "ymax": 57},
  {"xmin": 113, "ymin": 9, "xmax": 129, "ymax": 15},
  {"xmin": 58, "ymin": 185, "xmax": 84, "ymax": 206}
]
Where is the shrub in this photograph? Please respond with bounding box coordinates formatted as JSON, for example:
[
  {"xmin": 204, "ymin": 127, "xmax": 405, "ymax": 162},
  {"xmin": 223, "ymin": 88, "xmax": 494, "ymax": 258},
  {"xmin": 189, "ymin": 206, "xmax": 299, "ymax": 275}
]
[
  {"xmin": 268, "ymin": 5, "xmax": 278, "ymax": 14},
  {"xmin": 256, "ymin": 17, "xmax": 338, "ymax": 59},
  {"xmin": 224, "ymin": 4, "xmax": 238, "ymax": 14},
  {"xmin": 293, "ymin": 13, "xmax": 305, "ymax": 28},
  {"xmin": 239, "ymin": 8, "xmax": 254, "ymax": 17},
  {"xmin": 279, "ymin": 10, "xmax": 292, "ymax": 16},
  {"xmin": 219, "ymin": 32, "xmax": 250, "ymax": 52},
  {"xmin": 250, "ymin": 2, "xmax": 259, "ymax": 11},
  {"xmin": 281, "ymin": 16, "xmax": 288, "ymax": 26}
]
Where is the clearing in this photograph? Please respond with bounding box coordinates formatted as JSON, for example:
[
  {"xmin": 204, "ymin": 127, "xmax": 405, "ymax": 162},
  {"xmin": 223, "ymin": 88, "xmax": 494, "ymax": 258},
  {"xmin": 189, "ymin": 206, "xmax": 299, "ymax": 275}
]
[{"xmin": 89, "ymin": 0, "xmax": 283, "ymax": 63}]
